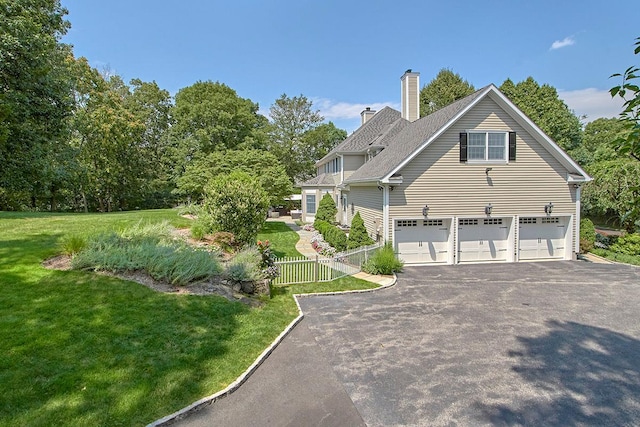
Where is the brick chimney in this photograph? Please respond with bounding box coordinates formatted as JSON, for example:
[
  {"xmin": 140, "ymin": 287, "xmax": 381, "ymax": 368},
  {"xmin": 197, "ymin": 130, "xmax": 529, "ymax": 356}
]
[
  {"xmin": 401, "ymin": 69, "xmax": 420, "ymax": 122},
  {"xmin": 361, "ymin": 107, "xmax": 376, "ymax": 125}
]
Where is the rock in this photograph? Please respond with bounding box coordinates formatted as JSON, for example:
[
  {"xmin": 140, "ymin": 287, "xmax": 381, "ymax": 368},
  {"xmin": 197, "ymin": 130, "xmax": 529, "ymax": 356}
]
[
  {"xmin": 240, "ymin": 280, "xmax": 254, "ymax": 294},
  {"xmin": 231, "ymin": 282, "xmax": 242, "ymax": 292},
  {"xmin": 254, "ymin": 279, "xmax": 271, "ymax": 297}
]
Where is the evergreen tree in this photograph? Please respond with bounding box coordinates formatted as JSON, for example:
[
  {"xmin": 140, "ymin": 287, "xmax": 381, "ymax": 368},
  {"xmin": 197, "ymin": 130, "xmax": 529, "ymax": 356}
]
[
  {"xmin": 314, "ymin": 193, "xmax": 337, "ymax": 224},
  {"xmin": 347, "ymin": 212, "xmax": 375, "ymax": 249}
]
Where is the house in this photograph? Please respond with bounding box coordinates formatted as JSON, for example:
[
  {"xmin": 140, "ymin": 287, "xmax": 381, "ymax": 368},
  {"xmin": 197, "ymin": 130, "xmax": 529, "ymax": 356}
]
[{"xmin": 300, "ymin": 70, "xmax": 591, "ymax": 264}]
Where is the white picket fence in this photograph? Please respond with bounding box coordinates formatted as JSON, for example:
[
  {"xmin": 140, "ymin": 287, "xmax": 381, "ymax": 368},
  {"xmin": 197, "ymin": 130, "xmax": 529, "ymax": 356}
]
[{"xmin": 273, "ymin": 243, "xmax": 381, "ymax": 286}]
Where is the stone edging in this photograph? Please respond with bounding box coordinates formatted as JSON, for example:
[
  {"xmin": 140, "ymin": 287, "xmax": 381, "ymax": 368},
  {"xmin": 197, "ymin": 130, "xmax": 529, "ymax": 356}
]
[{"xmin": 146, "ymin": 273, "xmax": 398, "ymax": 426}]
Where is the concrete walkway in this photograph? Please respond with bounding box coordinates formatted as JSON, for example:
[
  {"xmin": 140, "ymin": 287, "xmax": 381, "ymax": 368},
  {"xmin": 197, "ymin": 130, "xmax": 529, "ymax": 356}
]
[{"xmin": 268, "ymin": 216, "xmax": 395, "ymax": 287}]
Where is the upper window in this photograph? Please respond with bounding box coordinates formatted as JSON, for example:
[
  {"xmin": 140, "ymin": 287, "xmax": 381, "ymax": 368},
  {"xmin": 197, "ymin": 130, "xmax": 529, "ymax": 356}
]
[{"xmin": 468, "ymin": 132, "xmax": 507, "ymax": 162}]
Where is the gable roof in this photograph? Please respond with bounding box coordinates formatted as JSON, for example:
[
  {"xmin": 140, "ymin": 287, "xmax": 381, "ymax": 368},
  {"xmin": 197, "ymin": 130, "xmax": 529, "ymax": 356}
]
[
  {"xmin": 317, "ymin": 107, "xmax": 403, "ymax": 164},
  {"xmin": 299, "ymin": 172, "xmax": 337, "ymax": 187},
  {"xmin": 345, "ymin": 87, "xmax": 488, "ymax": 183},
  {"xmin": 343, "ymin": 84, "xmax": 591, "ymax": 184}
]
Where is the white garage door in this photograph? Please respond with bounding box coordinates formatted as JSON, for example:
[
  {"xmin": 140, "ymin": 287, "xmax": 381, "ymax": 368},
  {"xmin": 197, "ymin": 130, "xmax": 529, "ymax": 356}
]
[
  {"xmin": 395, "ymin": 219, "xmax": 450, "ymax": 264},
  {"xmin": 519, "ymin": 217, "xmax": 567, "ymax": 260},
  {"xmin": 458, "ymin": 218, "xmax": 510, "ymax": 262}
]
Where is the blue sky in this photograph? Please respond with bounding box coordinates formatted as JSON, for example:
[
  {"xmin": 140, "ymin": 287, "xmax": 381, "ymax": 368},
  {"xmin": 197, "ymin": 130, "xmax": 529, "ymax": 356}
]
[{"xmin": 61, "ymin": 0, "xmax": 636, "ymax": 133}]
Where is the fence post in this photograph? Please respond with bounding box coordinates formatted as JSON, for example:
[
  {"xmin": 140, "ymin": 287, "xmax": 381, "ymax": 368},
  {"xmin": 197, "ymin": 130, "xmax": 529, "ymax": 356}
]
[{"xmin": 314, "ymin": 255, "xmax": 319, "ymax": 282}]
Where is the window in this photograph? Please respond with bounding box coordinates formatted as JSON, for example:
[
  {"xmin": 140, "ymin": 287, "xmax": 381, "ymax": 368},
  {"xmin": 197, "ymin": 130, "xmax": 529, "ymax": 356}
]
[
  {"xmin": 397, "ymin": 220, "xmax": 418, "ymax": 227},
  {"xmin": 468, "ymin": 132, "xmax": 507, "ymax": 161},
  {"xmin": 483, "ymin": 218, "xmax": 503, "ymax": 225},
  {"xmin": 323, "ymin": 157, "xmax": 342, "ymax": 174},
  {"xmin": 519, "ymin": 217, "xmax": 537, "ymax": 224},
  {"xmin": 541, "ymin": 217, "xmax": 560, "ymax": 224},
  {"xmin": 424, "ymin": 219, "xmax": 443, "ymax": 226},
  {"xmin": 459, "ymin": 219, "xmax": 479, "ymax": 226},
  {"xmin": 306, "ymin": 194, "xmax": 316, "ymax": 214}
]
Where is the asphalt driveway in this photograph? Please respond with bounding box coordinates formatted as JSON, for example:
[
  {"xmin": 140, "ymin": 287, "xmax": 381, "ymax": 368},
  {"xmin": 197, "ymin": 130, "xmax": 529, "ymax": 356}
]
[
  {"xmin": 174, "ymin": 261, "xmax": 640, "ymax": 426},
  {"xmin": 300, "ymin": 261, "xmax": 640, "ymax": 426}
]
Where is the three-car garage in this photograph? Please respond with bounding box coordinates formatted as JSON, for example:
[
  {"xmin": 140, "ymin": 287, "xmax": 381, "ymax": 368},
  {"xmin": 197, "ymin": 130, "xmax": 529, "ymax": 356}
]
[{"xmin": 394, "ymin": 215, "xmax": 571, "ymax": 265}]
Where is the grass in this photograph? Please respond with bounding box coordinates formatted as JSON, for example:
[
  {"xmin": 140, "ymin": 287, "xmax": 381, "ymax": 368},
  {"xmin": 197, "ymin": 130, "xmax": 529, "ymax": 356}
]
[
  {"xmin": 257, "ymin": 221, "xmax": 302, "ymax": 258},
  {"xmin": 592, "ymin": 248, "xmax": 640, "ymax": 266},
  {"xmin": 0, "ymin": 211, "xmax": 377, "ymax": 426}
]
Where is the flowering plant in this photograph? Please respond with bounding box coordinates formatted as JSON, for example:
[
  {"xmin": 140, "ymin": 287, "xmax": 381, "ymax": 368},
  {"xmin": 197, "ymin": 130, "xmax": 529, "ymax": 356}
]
[{"xmin": 257, "ymin": 240, "xmax": 279, "ymax": 279}]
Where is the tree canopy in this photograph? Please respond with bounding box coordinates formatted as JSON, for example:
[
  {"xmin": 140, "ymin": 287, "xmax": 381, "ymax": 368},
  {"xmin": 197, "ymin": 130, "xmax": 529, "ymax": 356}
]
[
  {"xmin": 419, "ymin": 69, "xmax": 475, "ymax": 117},
  {"xmin": 268, "ymin": 94, "xmax": 324, "ymax": 182},
  {"xmin": 0, "ymin": 0, "xmax": 74, "ymax": 208},
  {"xmin": 176, "ymin": 149, "xmax": 292, "ymax": 206},
  {"xmin": 500, "ymin": 77, "xmax": 583, "ymax": 152}
]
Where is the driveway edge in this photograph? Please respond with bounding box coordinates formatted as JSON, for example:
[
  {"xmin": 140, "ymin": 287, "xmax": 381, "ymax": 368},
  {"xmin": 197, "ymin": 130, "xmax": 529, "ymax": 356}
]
[{"xmin": 147, "ymin": 273, "xmax": 397, "ymax": 426}]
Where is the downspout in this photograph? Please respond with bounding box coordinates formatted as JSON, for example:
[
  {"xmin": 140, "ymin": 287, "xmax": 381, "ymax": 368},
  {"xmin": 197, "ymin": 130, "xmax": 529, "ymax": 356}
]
[
  {"xmin": 575, "ymin": 185, "xmax": 582, "ymax": 257},
  {"xmin": 382, "ymin": 184, "xmax": 390, "ymax": 243}
]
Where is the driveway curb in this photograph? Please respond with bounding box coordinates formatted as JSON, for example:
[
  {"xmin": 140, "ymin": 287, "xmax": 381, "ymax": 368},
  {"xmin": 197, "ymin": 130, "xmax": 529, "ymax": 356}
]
[{"xmin": 146, "ymin": 273, "xmax": 397, "ymax": 426}]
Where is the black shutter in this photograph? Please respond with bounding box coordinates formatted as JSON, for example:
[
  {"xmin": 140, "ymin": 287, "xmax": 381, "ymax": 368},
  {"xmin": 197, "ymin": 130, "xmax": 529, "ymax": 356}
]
[
  {"xmin": 459, "ymin": 132, "xmax": 468, "ymax": 162},
  {"xmin": 508, "ymin": 131, "xmax": 516, "ymax": 161}
]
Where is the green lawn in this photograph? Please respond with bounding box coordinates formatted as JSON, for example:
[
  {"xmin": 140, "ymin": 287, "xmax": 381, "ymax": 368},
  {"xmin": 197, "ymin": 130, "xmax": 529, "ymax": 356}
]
[{"xmin": 0, "ymin": 210, "xmax": 375, "ymax": 426}]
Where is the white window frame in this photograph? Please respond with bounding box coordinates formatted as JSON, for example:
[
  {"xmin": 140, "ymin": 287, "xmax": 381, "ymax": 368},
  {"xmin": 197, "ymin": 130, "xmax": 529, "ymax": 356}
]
[
  {"xmin": 306, "ymin": 194, "xmax": 316, "ymax": 214},
  {"xmin": 467, "ymin": 131, "xmax": 508, "ymax": 163}
]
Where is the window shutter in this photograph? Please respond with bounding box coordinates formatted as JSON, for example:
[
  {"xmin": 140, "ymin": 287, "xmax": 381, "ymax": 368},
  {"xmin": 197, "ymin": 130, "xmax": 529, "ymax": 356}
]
[
  {"xmin": 508, "ymin": 131, "xmax": 516, "ymax": 161},
  {"xmin": 459, "ymin": 132, "xmax": 468, "ymax": 162}
]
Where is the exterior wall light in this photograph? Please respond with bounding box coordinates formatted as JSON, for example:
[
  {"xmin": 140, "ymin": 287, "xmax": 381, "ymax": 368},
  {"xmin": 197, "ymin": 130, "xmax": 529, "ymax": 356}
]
[
  {"xmin": 545, "ymin": 202, "xmax": 554, "ymax": 214},
  {"xmin": 422, "ymin": 205, "xmax": 429, "ymax": 216},
  {"xmin": 485, "ymin": 203, "xmax": 493, "ymax": 215}
]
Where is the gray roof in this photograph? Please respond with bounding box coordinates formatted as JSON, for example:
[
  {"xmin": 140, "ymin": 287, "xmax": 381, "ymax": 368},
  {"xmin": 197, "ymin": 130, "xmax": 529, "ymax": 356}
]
[
  {"xmin": 299, "ymin": 172, "xmax": 337, "ymax": 187},
  {"xmin": 317, "ymin": 107, "xmax": 403, "ymax": 164},
  {"xmin": 345, "ymin": 86, "xmax": 489, "ymax": 183}
]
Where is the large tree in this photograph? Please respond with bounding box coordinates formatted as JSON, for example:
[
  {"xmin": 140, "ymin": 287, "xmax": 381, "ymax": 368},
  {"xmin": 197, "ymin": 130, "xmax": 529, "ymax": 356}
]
[
  {"xmin": 500, "ymin": 77, "xmax": 583, "ymax": 152},
  {"xmin": 0, "ymin": 0, "xmax": 74, "ymax": 209},
  {"xmin": 268, "ymin": 94, "xmax": 324, "ymax": 182},
  {"xmin": 582, "ymin": 159, "xmax": 640, "ymax": 232},
  {"xmin": 176, "ymin": 149, "xmax": 292, "ymax": 205},
  {"xmin": 298, "ymin": 122, "xmax": 346, "ymax": 181},
  {"xmin": 419, "ymin": 69, "xmax": 475, "ymax": 117},
  {"xmin": 125, "ymin": 79, "xmax": 175, "ymax": 207},
  {"xmin": 569, "ymin": 118, "xmax": 628, "ymax": 167},
  {"xmin": 170, "ymin": 81, "xmax": 268, "ymax": 177},
  {"xmin": 610, "ymin": 36, "xmax": 640, "ymax": 162}
]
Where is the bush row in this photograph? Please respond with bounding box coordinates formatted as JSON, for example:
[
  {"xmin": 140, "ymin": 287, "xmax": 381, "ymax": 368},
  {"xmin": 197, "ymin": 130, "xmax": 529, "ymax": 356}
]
[{"xmin": 314, "ymin": 219, "xmax": 347, "ymax": 252}]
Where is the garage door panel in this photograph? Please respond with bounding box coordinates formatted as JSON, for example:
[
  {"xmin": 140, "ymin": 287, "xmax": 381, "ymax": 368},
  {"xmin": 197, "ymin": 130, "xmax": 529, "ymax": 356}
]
[
  {"xmin": 458, "ymin": 219, "xmax": 510, "ymax": 263},
  {"xmin": 519, "ymin": 217, "xmax": 567, "ymax": 260},
  {"xmin": 395, "ymin": 219, "xmax": 450, "ymax": 264}
]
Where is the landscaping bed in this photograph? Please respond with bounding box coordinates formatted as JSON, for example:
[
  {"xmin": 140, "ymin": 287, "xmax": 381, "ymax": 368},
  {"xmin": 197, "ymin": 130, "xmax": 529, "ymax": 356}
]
[{"xmin": 0, "ymin": 209, "xmax": 374, "ymax": 426}]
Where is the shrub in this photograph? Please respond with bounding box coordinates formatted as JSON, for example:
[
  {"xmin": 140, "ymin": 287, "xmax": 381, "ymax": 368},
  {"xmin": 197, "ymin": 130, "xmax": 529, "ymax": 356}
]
[
  {"xmin": 202, "ymin": 171, "xmax": 269, "ymax": 246},
  {"xmin": 190, "ymin": 221, "xmax": 207, "ymax": 241},
  {"xmin": 225, "ymin": 246, "xmax": 263, "ymax": 282},
  {"xmin": 580, "ymin": 218, "xmax": 596, "ymax": 252},
  {"xmin": 315, "ymin": 193, "xmax": 337, "ymax": 224},
  {"xmin": 257, "ymin": 240, "xmax": 279, "ymax": 280},
  {"xmin": 362, "ymin": 243, "xmax": 403, "ymax": 275},
  {"xmin": 60, "ymin": 234, "xmax": 87, "ymax": 256},
  {"xmin": 71, "ymin": 223, "xmax": 222, "ymax": 286},
  {"xmin": 610, "ymin": 233, "xmax": 640, "ymax": 256},
  {"xmin": 347, "ymin": 212, "xmax": 375, "ymax": 249},
  {"xmin": 211, "ymin": 231, "xmax": 237, "ymax": 252}
]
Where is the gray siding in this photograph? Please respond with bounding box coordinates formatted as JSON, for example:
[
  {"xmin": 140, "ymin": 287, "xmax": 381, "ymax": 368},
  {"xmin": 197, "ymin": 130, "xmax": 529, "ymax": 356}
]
[
  {"xmin": 348, "ymin": 185, "xmax": 383, "ymax": 240},
  {"xmin": 388, "ymin": 97, "xmax": 577, "ymax": 248},
  {"xmin": 343, "ymin": 154, "xmax": 365, "ymax": 181}
]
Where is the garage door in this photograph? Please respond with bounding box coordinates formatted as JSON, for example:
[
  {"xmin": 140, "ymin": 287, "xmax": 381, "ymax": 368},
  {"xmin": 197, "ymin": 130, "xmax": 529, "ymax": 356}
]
[
  {"xmin": 458, "ymin": 218, "xmax": 510, "ymax": 262},
  {"xmin": 395, "ymin": 219, "xmax": 450, "ymax": 264},
  {"xmin": 519, "ymin": 217, "xmax": 567, "ymax": 260}
]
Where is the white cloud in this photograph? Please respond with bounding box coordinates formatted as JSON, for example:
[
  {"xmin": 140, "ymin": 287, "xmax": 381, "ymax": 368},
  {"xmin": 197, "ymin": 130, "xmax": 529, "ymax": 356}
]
[
  {"xmin": 313, "ymin": 98, "xmax": 400, "ymax": 121},
  {"xmin": 550, "ymin": 36, "xmax": 575, "ymax": 50},
  {"xmin": 558, "ymin": 88, "xmax": 624, "ymax": 122}
]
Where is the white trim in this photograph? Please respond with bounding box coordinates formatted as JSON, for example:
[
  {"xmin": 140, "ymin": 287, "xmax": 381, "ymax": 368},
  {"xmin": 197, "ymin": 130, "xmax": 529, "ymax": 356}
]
[
  {"xmin": 382, "ymin": 185, "xmax": 390, "ymax": 243},
  {"xmin": 575, "ymin": 186, "xmax": 581, "ymax": 255}
]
